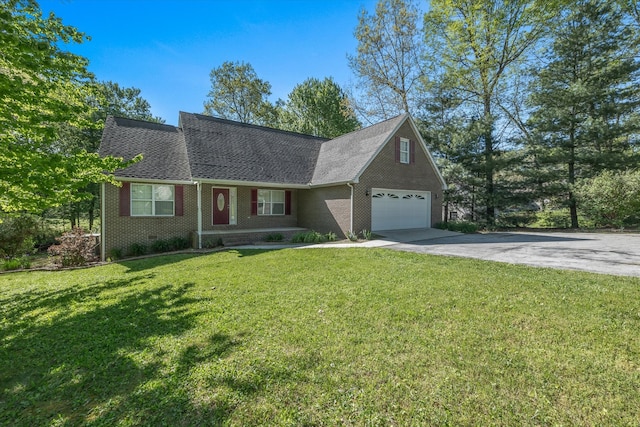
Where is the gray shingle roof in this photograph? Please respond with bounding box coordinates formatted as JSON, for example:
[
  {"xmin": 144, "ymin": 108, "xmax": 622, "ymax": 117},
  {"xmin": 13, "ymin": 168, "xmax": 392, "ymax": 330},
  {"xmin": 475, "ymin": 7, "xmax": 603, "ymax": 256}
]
[
  {"xmin": 311, "ymin": 114, "xmax": 408, "ymax": 185},
  {"xmin": 99, "ymin": 116, "xmax": 191, "ymax": 181},
  {"xmin": 98, "ymin": 112, "xmax": 420, "ymax": 187},
  {"xmin": 180, "ymin": 113, "xmax": 324, "ymax": 185}
]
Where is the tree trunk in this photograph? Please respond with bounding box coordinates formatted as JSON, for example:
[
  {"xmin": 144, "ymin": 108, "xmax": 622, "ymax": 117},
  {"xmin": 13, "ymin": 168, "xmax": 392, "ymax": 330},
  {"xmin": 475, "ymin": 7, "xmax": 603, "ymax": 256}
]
[
  {"xmin": 88, "ymin": 196, "xmax": 96, "ymax": 231},
  {"xmin": 483, "ymin": 98, "xmax": 495, "ymax": 225},
  {"xmin": 568, "ymin": 131, "xmax": 579, "ymax": 228}
]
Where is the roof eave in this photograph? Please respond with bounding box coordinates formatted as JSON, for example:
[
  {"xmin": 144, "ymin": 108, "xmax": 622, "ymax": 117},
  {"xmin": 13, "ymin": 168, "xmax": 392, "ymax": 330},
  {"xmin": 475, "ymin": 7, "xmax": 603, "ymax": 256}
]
[
  {"xmin": 113, "ymin": 177, "xmax": 196, "ymax": 185},
  {"xmin": 193, "ymin": 178, "xmax": 309, "ymax": 189}
]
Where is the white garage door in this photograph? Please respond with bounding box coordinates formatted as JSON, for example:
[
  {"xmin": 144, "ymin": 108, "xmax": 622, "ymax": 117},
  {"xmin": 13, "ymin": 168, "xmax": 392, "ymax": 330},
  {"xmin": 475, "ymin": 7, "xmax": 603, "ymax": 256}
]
[{"xmin": 371, "ymin": 189, "xmax": 431, "ymax": 231}]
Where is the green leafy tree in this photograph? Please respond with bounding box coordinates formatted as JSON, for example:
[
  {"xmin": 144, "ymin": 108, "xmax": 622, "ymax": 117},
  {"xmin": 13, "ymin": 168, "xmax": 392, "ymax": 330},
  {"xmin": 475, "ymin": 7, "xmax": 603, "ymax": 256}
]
[
  {"xmin": 575, "ymin": 170, "xmax": 640, "ymax": 228},
  {"xmin": 54, "ymin": 81, "xmax": 164, "ymax": 229},
  {"xmin": 203, "ymin": 61, "xmax": 277, "ymax": 126},
  {"xmin": 348, "ymin": 0, "xmax": 425, "ymax": 123},
  {"xmin": 424, "ymin": 0, "xmax": 554, "ymax": 224},
  {"xmin": 0, "ymin": 0, "xmax": 133, "ymax": 214},
  {"xmin": 279, "ymin": 77, "xmax": 360, "ymax": 138},
  {"xmin": 527, "ymin": 0, "xmax": 640, "ymax": 228}
]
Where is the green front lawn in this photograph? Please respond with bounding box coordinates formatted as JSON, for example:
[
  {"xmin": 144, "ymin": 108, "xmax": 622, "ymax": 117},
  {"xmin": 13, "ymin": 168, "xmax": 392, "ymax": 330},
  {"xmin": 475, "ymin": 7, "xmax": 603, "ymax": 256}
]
[{"xmin": 1, "ymin": 249, "xmax": 639, "ymax": 426}]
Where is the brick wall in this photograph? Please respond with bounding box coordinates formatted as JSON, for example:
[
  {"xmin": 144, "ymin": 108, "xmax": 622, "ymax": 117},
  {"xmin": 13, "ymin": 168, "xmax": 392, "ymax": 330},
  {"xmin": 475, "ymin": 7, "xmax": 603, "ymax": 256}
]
[
  {"xmin": 102, "ymin": 182, "xmax": 198, "ymax": 256},
  {"xmin": 103, "ymin": 182, "xmax": 304, "ymax": 257},
  {"xmin": 353, "ymin": 121, "xmax": 444, "ymax": 232},
  {"xmin": 297, "ymin": 186, "xmax": 351, "ymax": 238}
]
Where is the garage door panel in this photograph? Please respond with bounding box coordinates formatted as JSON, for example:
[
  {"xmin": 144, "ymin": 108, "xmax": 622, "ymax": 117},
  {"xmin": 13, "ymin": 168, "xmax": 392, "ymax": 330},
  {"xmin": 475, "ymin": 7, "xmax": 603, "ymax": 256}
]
[{"xmin": 371, "ymin": 189, "xmax": 430, "ymax": 231}]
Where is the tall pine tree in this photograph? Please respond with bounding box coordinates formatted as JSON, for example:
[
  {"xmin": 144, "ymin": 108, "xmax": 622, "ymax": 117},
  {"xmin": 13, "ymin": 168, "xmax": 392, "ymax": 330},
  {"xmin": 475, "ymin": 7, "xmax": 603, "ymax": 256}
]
[{"xmin": 527, "ymin": 0, "xmax": 640, "ymax": 228}]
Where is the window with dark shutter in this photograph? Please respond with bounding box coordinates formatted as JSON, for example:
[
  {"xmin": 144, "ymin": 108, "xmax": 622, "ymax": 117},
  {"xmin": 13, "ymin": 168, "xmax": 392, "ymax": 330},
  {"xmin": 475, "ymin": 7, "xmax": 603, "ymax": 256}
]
[
  {"xmin": 175, "ymin": 185, "xmax": 184, "ymax": 216},
  {"xmin": 119, "ymin": 182, "xmax": 130, "ymax": 216},
  {"xmin": 251, "ymin": 189, "xmax": 258, "ymax": 215},
  {"xmin": 410, "ymin": 140, "xmax": 416, "ymax": 164},
  {"xmin": 285, "ymin": 190, "xmax": 292, "ymax": 215}
]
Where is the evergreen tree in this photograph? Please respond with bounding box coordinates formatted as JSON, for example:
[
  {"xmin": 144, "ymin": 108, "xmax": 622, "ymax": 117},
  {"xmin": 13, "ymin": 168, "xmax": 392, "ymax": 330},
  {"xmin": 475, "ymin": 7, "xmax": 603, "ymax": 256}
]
[
  {"xmin": 423, "ymin": 0, "xmax": 553, "ymax": 224},
  {"xmin": 527, "ymin": 0, "xmax": 640, "ymax": 228}
]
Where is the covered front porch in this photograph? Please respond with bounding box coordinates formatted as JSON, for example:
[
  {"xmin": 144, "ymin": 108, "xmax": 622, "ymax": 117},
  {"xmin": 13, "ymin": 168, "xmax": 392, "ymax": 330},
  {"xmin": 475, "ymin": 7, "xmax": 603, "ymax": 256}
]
[{"xmin": 192, "ymin": 227, "xmax": 307, "ymax": 248}]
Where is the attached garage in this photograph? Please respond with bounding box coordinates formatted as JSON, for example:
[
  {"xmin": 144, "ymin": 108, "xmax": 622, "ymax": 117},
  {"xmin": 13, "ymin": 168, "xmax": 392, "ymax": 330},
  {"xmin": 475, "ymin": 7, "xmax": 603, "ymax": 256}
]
[{"xmin": 371, "ymin": 189, "xmax": 431, "ymax": 231}]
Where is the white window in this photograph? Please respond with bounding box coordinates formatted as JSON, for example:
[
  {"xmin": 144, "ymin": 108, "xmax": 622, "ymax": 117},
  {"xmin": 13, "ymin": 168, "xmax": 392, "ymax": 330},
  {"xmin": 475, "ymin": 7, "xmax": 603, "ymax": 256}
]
[
  {"xmin": 400, "ymin": 138, "xmax": 410, "ymax": 164},
  {"xmin": 258, "ymin": 189, "xmax": 285, "ymax": 215},
  {"xmin": 131, "ymin": 184, "xmax": 174, "ymax": 216}
]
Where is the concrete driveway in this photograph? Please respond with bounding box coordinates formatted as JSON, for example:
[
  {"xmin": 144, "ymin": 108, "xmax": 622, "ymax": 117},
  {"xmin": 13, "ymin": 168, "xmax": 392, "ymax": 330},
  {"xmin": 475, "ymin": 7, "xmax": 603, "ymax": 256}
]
[{"xmin": 378, "ymin": 229, "xmax": 640, "ymax": 278}]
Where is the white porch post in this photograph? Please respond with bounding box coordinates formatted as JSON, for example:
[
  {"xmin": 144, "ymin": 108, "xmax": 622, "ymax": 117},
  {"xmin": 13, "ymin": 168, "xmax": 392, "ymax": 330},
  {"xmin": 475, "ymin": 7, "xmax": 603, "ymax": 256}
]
[
  {"xmin": 100, "ymin": 182, "xmax": 106, "ymax": 261},
  {"xmin": 347, "ymin": 183, "xmax": 354, "ymax": 234}
]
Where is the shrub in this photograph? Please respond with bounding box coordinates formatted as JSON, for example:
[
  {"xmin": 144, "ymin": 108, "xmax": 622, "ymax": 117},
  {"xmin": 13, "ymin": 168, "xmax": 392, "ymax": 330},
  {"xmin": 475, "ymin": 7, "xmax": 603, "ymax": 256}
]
[
  {"xmin": 33, "ymin": 221, "xmax": 59, "ymax": 252},
  {"xmin": 361, "ymin": 229, "xmax": 372, "ymax": 240},
  {"xmin": 530, "ymin": 209, "xmax": 571, "ymax": 229},
  {"xmin": 0, "ymin": 214, "xmax": 38, "ymax": 258},
  {"xmin": 151, "ymin": 239, "xmax": 172, "ymax": 253},
  {"xmin": 150, "ymin": 237, "xmax": 190, "ymax": 253},
  {"xmin": 325, "ymin": 231, "xmax": 337, "ymax": 242},
  {"xmin": 47, "ymin": 227, "xmax": 99, "ymax": 267},
  {"xmin": 167, "ymin": 236, "xmax": 190, "ymax": 251},
  {"xmin": 435, "ymin": 221, "xmax": 479, "ymax": 234},
  {"xmin": 496, "ymin": 211, "xmax": 537, "ymax": 228},
  {"xmin": 347, "ymin": 231, "xmax": 359, "ymax": 241},
  {"xmin": 264, "ymin": 233, "xmax": 284, "ymax": 242},
  {"xmin": 291, "ymin": 232, "xmax": 306, "ymax": 243},
  {"xmin": 575, "ymin": 170, "xmax": 640, "ymax": 228},
  {"xmin": 291, "ymin": 231, "xmax": 329, "ymax": 244},
  {"xmin": 108, "ymin": 248, "xmax": 123, "ymax": 261},
  {"xmin": 2, "ymin": 256, "xmax": 31, "ymax": 271},
  {"xmin": 127, "ymin": 243, "xmax": 147, "ymax": 257},
  {"xmin": 304, "ymin": 231, "xmax": 326, "ymax": 243}
]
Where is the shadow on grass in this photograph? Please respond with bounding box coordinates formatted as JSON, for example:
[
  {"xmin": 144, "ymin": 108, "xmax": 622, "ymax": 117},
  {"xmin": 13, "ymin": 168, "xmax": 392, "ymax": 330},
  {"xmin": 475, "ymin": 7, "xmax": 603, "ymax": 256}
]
[
  {"xmin": 117, "ymin": 249, "xmax": 275, "ymax": 273},
  {"xmin": 0, "ymin": 274, "xmax": 248, "ymax": 425}
]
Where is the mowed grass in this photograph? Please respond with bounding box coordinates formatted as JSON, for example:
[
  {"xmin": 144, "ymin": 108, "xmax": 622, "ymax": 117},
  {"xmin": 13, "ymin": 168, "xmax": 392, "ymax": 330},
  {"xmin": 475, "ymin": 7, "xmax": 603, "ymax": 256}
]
[{"xmin": 1, "ymin": 248, "xmax": 639, "ymax": 426}]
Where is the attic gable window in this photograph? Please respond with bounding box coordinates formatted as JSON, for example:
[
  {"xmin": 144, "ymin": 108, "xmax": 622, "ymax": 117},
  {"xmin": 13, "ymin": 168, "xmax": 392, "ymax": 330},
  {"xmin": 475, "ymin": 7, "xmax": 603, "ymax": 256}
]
[
  {"xmin": 399, "ymin": 138, "xmax": 410, "ymax": 164},
  {"xmin": 131, "ymin": 184, "xmax": 175, "ymax": 216}
]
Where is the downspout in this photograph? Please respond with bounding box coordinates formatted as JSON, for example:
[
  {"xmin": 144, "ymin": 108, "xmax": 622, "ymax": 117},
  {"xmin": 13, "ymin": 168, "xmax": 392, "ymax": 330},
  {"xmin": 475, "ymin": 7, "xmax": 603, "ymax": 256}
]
[
  {"xmin": 196, "ymin": 181, "xmax": 202, "ymax": 249},
  {"xmin": 346, "ymin": 183, "xmax": 354, "ymax": 234},
  {"xmin": 100, "ymin": 182, "xmax": 106, "ymax": 261}
]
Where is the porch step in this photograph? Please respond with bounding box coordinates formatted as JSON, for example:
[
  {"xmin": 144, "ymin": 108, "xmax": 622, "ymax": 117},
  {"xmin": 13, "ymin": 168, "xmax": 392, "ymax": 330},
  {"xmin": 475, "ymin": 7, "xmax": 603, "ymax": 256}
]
[{"xmin": 197, "ymin": 228, "xmax": 307, "ymax": 248}]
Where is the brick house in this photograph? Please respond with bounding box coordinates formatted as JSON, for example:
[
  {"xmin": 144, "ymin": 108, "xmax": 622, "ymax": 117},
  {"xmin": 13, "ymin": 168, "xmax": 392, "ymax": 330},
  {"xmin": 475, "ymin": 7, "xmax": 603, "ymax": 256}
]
[{"xmin": 98, "ymin": 112, "xmax": 446, "ymax": 259}]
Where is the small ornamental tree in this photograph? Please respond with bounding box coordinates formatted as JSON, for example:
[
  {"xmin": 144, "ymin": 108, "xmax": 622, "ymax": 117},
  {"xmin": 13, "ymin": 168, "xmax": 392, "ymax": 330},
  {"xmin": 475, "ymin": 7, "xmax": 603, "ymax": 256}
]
[{"xmin": 48, "ymin": 227, "xmax": 98, "ymax": 267}]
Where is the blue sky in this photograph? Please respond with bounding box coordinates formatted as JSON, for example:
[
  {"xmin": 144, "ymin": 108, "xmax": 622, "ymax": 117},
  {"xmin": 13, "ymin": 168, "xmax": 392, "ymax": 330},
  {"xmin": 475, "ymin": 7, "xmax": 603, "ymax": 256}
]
[{"xmin": 39, "ymin": 0, "xmax": 379, "ymax": 125}]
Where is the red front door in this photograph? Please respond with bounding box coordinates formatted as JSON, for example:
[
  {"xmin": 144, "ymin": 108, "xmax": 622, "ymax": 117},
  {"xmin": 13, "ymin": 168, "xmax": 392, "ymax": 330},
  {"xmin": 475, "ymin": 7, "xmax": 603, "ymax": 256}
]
[{"xmin": 213, "ymin": 188, "xmax": 229, "ymax": 225}]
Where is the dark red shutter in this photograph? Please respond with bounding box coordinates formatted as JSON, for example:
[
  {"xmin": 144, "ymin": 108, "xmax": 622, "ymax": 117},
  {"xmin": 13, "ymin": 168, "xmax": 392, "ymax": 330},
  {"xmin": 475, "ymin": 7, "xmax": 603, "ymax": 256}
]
[
  {"xmin": 175, "ymin": 185, "xmax": 184, "ymax": 216},
  {"xmin": 251, "ymin": 189, "xmax": 258, "ymax": 215},
  {"xmin": 285, "ymin": 190, "xmax": 292, "ymax": 215},
  {"xmin": 395, "ymin": 136, "xmax": 400, "ymax": 163},
  {"xmin": 410, "ymin": 140, "xmax": 416, "ymax": 164},
  {"xmin": 119, "ymin": 182, "xmax": 130, "ymax": 216}
]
